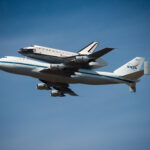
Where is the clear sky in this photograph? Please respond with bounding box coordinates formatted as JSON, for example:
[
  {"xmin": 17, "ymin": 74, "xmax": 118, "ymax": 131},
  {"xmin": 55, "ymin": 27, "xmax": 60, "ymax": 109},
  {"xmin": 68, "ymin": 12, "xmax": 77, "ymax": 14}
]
[{"xmin": 0, "ymin": 0, "xmax": 150, "ymax": 150}]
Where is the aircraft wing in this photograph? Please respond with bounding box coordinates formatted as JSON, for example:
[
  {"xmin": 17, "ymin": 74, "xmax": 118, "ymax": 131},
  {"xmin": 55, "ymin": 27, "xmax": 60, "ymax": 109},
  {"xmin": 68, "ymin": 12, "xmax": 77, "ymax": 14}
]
[
  {"xmin": 39, "ymin": 47, "xmax": 114, "ymax": 96},
  {"xmin": 39, "ymin": 80, "xmax": 78, "ymax": 96},
  {"xmin": 40, "ymin": 68, "xmax": 76, "ymax": 76},
  {"xmin": 63, "ymin": 48, "xmax": 114, "ymax": 68},
  {"xmin": 53, "ymin": 84, "xmax": 78, "ymax": 96}
]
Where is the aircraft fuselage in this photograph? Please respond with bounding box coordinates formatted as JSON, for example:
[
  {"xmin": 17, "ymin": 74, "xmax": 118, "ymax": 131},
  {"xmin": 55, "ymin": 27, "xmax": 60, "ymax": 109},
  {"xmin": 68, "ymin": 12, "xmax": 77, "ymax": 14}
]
[{"xmin": 0, "ymin": 56, "xmax": 133, "ymax": 85}]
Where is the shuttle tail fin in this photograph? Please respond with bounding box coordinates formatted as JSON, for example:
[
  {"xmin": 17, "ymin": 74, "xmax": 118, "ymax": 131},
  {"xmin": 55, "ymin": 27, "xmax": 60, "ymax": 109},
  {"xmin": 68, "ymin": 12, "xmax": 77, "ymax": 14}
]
[{"xmin": 78, "ymin": 41, "xmax": 98, "ymax": 55}]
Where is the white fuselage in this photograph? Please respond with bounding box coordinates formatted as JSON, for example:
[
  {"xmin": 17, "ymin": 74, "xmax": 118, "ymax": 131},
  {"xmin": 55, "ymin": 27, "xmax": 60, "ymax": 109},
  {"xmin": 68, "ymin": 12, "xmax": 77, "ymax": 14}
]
[{"xmin": 0, "ymin": 56, "xmax": 133, "ymax": 85}]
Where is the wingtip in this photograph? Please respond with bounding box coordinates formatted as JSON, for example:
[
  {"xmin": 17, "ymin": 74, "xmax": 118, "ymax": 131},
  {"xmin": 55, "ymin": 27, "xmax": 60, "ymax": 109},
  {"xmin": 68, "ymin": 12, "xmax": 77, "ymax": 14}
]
[
  {"xmin": 70, "ymin": 93, "xmax": 79, "ymax": 96},
  {"xmin": 107, "ymin": 48, "xmax": 115, "ymax": 51},
  {"xmin": 106, "ymin": 48, "xmax": 115, "ymax": 50}
]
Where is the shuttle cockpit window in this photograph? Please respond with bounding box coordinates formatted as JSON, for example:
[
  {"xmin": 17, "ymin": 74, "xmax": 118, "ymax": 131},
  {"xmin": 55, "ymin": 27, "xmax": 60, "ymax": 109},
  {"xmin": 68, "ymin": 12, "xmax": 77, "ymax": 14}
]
[{"xmin": 18, "ymin": 48, "xmax": 35, "ymax": 54}]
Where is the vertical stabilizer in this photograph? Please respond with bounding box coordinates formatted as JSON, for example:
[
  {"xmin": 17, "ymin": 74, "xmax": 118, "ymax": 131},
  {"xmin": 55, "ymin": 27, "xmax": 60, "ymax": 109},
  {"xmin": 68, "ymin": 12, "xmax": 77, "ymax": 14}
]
[
  {"xmin": 78, "ymin": 41, "xmax": 98, "ymax": 55},
  {"xmin": 114, "ymin": 57, "xmax": 145, "ymax": 76}
]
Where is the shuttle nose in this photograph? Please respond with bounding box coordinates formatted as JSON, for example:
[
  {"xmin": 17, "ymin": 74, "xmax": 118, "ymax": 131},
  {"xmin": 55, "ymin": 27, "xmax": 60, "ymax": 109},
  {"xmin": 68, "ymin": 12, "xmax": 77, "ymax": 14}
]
[
  {"xmin": 18, "ymin": 48, "xmax": 24, "ymax": 54},
  {"xmin": 18, "ymin": 48, "xmax": 34, "ymax": 54}
]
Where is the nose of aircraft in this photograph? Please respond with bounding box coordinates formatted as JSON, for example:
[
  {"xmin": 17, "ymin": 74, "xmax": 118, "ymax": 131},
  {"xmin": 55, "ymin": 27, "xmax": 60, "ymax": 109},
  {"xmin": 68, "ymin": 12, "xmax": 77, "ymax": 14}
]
[
  {"xmin": 0, "ymin": 58, "xmax": 4, "ymax": 70},
  {"xmin": 18, "ymin": 48, "xmax": 24, "ymax": 54},
  {"xmin": 18, "ymin": 48, "xmax": 34, "ymax": 54}
]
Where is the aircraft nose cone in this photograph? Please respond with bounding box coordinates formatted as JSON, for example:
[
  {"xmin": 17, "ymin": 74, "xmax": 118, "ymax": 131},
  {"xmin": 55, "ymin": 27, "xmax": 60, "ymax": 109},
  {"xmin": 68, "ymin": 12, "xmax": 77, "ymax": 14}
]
[
  {"xmin": 18, "ymin": 48, "xmax": 24, "ymax": 54},
  {"xmin": 18, "ymin": 48, "xmax": 34, "ymax": 54}
]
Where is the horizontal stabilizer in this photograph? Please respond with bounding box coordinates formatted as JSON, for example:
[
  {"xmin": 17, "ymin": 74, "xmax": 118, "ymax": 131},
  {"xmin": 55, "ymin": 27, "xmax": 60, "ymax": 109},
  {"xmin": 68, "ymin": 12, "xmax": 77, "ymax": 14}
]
[
  {"xmin": 89, "ymin": 48, "xmax": 114, "ymax": 58},
  {"xmin": 122, "ymin": 70, "xmax": 144, "ymax": 81}
]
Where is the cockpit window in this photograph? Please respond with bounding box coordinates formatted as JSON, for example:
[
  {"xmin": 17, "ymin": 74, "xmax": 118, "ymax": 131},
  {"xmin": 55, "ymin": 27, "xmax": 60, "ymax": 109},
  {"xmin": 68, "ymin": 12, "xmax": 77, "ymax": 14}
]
[
  {"xmin": 20, "ymin": 48, "xmax": 34, "ymax": 53},
  {"xmin": 27, "ymin": 49, "xmax": 34, "ymax": 52}
]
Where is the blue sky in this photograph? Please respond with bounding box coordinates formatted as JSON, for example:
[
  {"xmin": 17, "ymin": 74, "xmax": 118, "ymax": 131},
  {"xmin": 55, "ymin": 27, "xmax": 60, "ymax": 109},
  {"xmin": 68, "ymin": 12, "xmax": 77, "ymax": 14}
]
[{"xmin": 0, "ymin": 0, "xmax": 150, "ymax": 150}]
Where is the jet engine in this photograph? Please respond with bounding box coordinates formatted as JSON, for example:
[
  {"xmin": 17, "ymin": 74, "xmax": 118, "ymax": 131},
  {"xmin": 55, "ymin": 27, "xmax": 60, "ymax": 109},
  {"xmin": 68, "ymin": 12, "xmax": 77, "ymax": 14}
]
[
  {"xmin": 37, "ymin": 83, "xmax": 50, "ymax": 90},
  {"xmin": 50, "ymin": 90, "xmax": 65, "ymax": 97},
  {"xmin": 73, "ymin": 56, "xmax": 91, "ymax": 63},
  {"xmin": 88, "ymin": 58, "xmax": 108, "ymax": 69}
]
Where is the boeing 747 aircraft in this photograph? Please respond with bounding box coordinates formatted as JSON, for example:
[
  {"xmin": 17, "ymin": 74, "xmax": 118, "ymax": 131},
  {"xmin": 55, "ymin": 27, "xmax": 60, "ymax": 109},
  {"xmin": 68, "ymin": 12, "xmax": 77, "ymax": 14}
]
[{"xmin": 0, "ymin": 42, "xmax": 148, "ymax": 97}]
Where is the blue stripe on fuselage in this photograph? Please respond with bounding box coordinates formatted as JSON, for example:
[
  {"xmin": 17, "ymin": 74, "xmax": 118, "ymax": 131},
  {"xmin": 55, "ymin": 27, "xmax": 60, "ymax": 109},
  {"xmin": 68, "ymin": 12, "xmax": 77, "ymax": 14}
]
[
  {"xmin": 79, "ymin": 71, "xmax": 134, "ymax": 83},
  {"xmin": 0, "ymin": 61, "xmax": 48, "ymax": 68}
]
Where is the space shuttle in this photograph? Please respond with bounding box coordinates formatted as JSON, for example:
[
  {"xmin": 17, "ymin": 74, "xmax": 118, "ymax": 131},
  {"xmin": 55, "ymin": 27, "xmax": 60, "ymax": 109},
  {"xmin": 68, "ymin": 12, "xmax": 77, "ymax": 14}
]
[{"xmin": 18, "ymin": 41, "xmax": 108, "ymax": 69}]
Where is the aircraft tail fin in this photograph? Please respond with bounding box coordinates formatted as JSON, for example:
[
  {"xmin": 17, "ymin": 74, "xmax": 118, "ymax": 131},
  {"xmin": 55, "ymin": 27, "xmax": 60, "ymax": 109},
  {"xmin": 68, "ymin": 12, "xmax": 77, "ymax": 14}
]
[
  {"xmin": 114, "ymin": 57, "xmax": 145, "ymax": 77},
  {"xmin": 78, "ymin": 41, "xmax": 98, "ymax": 55}
]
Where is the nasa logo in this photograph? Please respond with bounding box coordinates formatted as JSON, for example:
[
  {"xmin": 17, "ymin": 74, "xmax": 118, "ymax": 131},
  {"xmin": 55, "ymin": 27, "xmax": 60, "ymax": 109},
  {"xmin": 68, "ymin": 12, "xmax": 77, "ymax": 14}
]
[{"xmin": 127, "ymin": 64, "xmax": 139, "ymax": 70}]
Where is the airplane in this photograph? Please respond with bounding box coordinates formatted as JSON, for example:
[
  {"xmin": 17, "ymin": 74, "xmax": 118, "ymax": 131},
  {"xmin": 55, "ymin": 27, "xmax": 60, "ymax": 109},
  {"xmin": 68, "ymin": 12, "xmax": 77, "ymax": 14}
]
[
  {"xmin": 18, "ymin": 41, "xmax": 108, "ymax": 69},
  {"xmin": 0, "ymin": 47, "xmax": 147, "ymax": 97}
]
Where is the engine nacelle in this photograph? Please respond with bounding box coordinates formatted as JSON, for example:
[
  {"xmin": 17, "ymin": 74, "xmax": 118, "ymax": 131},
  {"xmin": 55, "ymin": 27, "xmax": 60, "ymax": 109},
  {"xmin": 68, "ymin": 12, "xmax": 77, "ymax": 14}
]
[
  {"xmin": 50, "ymin": 64, "xmax": 65, "ymax": 70},
  {"xmin": 73, "ymin": 56, "xmax": 90, "ymax": 63},
  {"xmin": 50, "ymin": 90, "xmax": 64, "ymax": 97},
  {"xmin": 37, "ymin": 83, "xmax": 50, "ymax": 90},
  {"xmin": 88, "ymin": 58, "xmax": 108, "ymax": 69}
]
